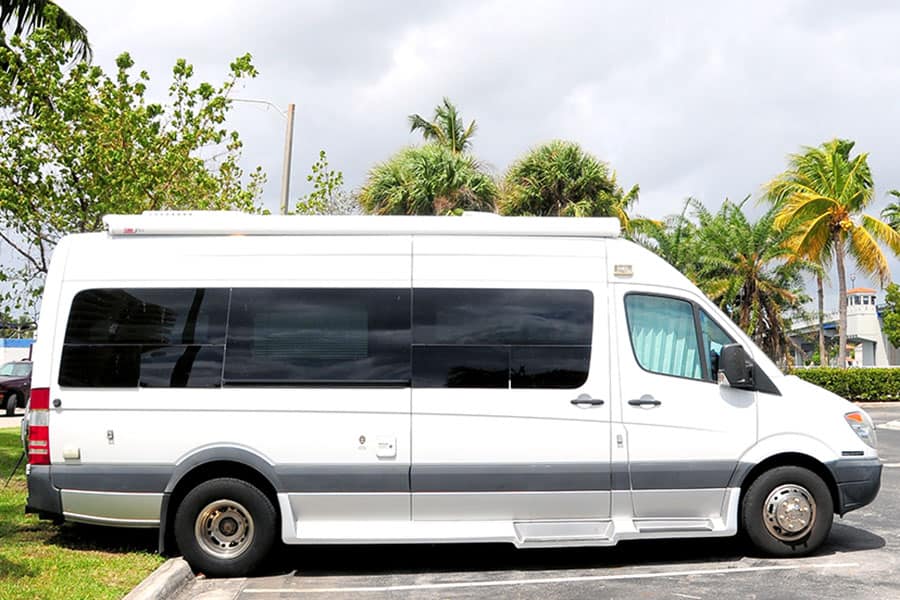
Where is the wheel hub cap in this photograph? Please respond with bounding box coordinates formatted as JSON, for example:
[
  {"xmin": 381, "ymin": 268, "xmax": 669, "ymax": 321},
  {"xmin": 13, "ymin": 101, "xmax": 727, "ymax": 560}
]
[
  {"xmin": 763, "ymin": 484, "xmax": 816, "ymax": 541},
  {"xmin": 195, "ymin": 500, "xmax": 254, "ymax": 559}
]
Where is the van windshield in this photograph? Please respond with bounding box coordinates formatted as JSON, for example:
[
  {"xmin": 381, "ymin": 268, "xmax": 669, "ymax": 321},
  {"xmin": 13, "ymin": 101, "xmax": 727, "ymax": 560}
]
[{"xmin": 0, "ymin": 362, "xmax": 31, "ymax": 377}]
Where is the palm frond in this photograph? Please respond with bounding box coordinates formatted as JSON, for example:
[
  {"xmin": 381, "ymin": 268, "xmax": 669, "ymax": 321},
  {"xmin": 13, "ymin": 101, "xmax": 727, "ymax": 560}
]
[
  {"xmin": 848, "ymin": 223, "xmax": 891, "ymax": 286},
  {"xmin": 0, "ymin": 0, "xmax": 91, "ymax": 61}
]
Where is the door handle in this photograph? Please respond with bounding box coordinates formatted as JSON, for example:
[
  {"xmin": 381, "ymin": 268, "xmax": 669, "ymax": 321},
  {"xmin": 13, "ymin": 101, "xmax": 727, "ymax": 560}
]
[
  {"xmin": 571, "ymin": 394, "xmax": 605, "ymax": 407},
  {"xmin": 628, "ymin": 396, "xmax": 662, "ymax": 407}
]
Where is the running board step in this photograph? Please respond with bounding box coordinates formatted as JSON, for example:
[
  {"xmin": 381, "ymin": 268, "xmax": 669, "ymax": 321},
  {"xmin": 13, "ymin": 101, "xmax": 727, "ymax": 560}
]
[
  {"xmin": 634, "ymin": 519, "xmax": 714, "ymax": 533},
  {"xmin": 514, "ymin": 520, "xmax": 614, "ymax": 547}
]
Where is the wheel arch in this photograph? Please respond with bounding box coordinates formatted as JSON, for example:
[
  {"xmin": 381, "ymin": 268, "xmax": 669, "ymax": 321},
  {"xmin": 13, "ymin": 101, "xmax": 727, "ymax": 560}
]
[
  {"xmin": 158, "ymin": 447, "xmax": 282, "ymax": 555},
  {"xmin": 734, "ymin": 452, "xmax": 840, "ymax": 523}
]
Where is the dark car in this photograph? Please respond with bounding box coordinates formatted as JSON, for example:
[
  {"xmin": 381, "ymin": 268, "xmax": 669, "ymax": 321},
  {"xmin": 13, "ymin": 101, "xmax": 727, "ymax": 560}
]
[{"xmin": 1, "ymin": 360, "xmax": 32, "ymax": 416}]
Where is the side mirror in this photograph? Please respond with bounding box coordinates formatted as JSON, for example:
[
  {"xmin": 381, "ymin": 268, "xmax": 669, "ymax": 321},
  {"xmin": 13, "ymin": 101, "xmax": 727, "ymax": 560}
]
[{"xmin": 720, "ymin": 344, "xmax": 755, "ymax": 390}]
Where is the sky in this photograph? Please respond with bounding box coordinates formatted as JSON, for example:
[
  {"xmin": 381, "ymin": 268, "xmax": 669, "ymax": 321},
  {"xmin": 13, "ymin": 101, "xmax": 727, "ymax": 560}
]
[{"xmin": 63, "ymin": 0, "xmax": 900, "ymax": 307}]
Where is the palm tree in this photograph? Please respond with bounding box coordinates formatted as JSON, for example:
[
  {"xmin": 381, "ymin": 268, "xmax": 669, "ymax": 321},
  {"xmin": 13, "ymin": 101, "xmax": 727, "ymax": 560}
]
[
  {"xmin": 767, "ymin": 139, "xmax": 900, "ymax": 368},
  {"xmin": 359, "ymin": 143, "xmax": 497, "ymax": 215},
  {"xmin": 691, "ymin": 198, "xmax": 808, "ymax": 363},
  {"xmin": 632, "ymin": 197, "xmax": 699, "ymax": 277},
  {"xmin": 881, "ymin": 189, "xmax": 900, "ymax": 230},
  {"xmin": 1, "ymin": 0, "xmax": 91, "ymax": 62},
  {"xmin": 498, "ymin": 140, "xmax": 644, "ymax": 233},
  {"xmin": 408, "ymin": 98, "xmax": 477, "ymax": 154},
  {"xmin": 807, "ymin": 261, "xmax": 831, "ymax": 366}
]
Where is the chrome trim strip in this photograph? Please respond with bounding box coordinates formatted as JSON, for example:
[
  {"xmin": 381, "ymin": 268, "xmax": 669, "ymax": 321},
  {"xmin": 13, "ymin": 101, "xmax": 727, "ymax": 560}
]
[
  {"xmin": 63, "ymin": 512, "xmax": 159, "ymax": 528},
  {"xmin": 60, "ymin": 489, "xmax": 163, "ymax": 526}
]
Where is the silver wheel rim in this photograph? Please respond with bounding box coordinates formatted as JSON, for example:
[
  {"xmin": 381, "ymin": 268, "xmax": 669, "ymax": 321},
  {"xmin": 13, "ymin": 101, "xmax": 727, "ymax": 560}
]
[
  {"xmin": 194, "ymin": 499, "xmax": 254, "ymax": 559},
  {"xmin": 763, "ymin": 483, "xmax": 816, "ymax": 541}
]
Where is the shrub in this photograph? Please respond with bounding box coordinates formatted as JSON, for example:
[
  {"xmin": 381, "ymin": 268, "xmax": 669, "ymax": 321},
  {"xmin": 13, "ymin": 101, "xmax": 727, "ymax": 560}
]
[{"xmin": 791, "ymin": 368, "xmax": 900, "ymax": 402}]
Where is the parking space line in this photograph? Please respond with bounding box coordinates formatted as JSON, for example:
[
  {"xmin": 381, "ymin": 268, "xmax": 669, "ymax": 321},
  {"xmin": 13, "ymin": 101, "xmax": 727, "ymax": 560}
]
[{"xmin": 241, "ymin": 561, "xmax": 859, "ymax": 595}]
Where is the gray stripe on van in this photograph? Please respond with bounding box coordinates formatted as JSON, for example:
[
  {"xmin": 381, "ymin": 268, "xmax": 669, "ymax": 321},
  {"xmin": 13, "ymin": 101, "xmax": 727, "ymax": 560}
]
[
  {"xmin": 275, "ymin": 465, "xmax": 409, "ymax": 493},
  {"xmin": 50, "ymin": 461, "xmax": 740, "ymax": 494},
  {"xmin": 51, "ymin": 464, "xmax": 172, "ymax": 493},
  {"xmin": 411, "ymin": 462, "xmax": 738, "ymax": 492},
  {"xmin": 628, "ymin": 461, "xmax": 738, "ymax": 490},
  {"xmin": 412, "ymin": 463, "xmax": 612, "ymax": 492}
]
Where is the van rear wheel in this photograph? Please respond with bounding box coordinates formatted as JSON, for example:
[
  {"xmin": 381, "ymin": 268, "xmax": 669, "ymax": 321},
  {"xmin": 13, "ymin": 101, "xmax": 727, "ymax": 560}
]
[
  {"xmin": 742, "ymin": 466, "xmax": 833, "ymax": 557},
  {"xmin": 174, "ymin": 478, "xmax": 276, "ymax": 577},
  {"xmin": 4, "ymin": 393, "xmax": 18, "ymax": 416}
]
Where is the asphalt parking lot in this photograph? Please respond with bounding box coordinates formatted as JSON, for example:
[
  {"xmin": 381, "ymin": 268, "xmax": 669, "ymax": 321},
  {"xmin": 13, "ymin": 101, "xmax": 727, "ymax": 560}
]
[{"xmin": 176, "ymin": 403, "xmax": 900, "ymax": 600}]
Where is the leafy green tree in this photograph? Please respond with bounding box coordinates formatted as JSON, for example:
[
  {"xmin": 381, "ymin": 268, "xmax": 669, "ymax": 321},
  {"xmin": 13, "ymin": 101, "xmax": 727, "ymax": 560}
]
[
  {"xmin": 632, "ymin": 197, "xmax": 699, "ymax": 277},
  {"xmin": 691, "ymin": 198, "xmax": 808, "ymax": 363},
  {"xmin": 0, "ymin": 22, "xmax": 264, "ymax": 312},
  {"xmin": 638, "ymin": 197, "xmax": 807, "ymax": 364},
  {"xmin": 882, "ymin": 283, "xmax": 900, "ymax": 348},
  {"xmin": 0, "ymin": 312, "xmax": 34, "ymax": 338},
  {"xmin": 498, "ymin": 140, "xmax": 642, "ymax": 232},
  {"xmin": 1, "ymin": 1, "xmax": 89, "ymax": 64},
  {"xmin": 408, "ymin": 97, "xmax": 477, "ymax": 154},
  {"xmin": 359, "ymin": 143, "xmax": 496, "ymax": 215},
  {"xmin": 295, "ymin": 150, "xmax": 360, "ymax": 215},
  {"xmin": 767, "ymin": 138, "xmax": 900, "ymax": 368}
]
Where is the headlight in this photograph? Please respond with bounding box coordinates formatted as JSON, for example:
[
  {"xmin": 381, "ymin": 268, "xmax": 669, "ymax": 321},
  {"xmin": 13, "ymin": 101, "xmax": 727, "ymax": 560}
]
[{"xmin": 845, "ymin": 411, "xmax": 877, "ymax": 448}]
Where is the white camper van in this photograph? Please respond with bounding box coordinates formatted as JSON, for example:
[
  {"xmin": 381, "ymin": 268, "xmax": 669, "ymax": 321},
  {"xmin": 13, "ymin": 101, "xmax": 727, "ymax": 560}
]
[{"xmin": 25, "ymin": 212, "xmax": 880, "ymax": 577}]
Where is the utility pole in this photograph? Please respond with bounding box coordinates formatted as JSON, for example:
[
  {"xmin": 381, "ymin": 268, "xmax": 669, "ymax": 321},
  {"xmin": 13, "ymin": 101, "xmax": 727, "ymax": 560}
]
[
  {"xmin": 280, "ymin": 103, "xmax": 296, "ymax": 215},
  {"xmin": 232, "ymin": 98, "xmax": 296, "ymax": 215}
]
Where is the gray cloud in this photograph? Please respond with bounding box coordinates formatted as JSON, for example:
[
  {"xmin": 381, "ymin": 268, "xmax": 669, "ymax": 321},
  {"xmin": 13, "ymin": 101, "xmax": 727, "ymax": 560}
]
[{"xmin": 63, "ymin": 0, "xmax": 900, "ymax": 304}]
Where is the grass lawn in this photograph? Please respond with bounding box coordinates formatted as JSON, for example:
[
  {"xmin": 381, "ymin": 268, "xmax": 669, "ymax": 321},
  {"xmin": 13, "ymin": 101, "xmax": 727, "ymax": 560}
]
[{"xmin": 0, "ymin": 426, "xmax": 164, "ymax": 600}]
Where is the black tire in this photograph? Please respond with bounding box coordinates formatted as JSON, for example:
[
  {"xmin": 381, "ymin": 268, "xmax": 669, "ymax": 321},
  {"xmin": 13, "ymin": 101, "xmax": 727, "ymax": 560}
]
[
  {"xmin": 4, "ymin": 393, "xmax": 17, "ymax": 416},
  {"xmin": 742, "ymin": 466, "xmax": 833, "ymax": 557},
  {"xmin": 174, "ymin": 477, "xmax": 276, "ymax": 577}
]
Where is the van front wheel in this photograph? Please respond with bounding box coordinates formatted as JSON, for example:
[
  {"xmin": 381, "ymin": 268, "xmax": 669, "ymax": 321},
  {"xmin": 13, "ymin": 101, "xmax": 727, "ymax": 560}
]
[
  {"xmin": 742, "ymin": 466, "xmax": 833, "ymax": 557},
  {"xmin": 174, "ymin": 478, "xmax": 276, "ymax": 577}
]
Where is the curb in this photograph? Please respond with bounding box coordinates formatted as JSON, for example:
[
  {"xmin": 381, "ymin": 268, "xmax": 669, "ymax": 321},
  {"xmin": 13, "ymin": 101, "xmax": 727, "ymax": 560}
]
[{"xmin": 124, "ymin": 557, "xmax": 194, "ymax": 600}]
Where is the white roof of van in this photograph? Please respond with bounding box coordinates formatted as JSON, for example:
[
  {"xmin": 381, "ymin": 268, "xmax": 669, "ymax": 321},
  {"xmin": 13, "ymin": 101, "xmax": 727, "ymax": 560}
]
[{"xmin": 102, "ymin": 211, "xmax": 621, "ymax": 238}]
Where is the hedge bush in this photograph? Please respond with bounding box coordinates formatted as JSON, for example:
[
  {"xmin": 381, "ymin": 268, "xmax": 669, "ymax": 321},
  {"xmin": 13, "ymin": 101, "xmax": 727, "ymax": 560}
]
[{"xmin": 791, "ymin": 368, "xmax": 900, "ymax": 402}]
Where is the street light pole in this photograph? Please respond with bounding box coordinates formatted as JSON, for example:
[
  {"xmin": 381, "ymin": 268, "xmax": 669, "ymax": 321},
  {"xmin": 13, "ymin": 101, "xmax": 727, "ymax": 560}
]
[
  {"xmin": 280, "ymin": 103, "xmax": 296, "ymax": 215},
  {"xmin": 231, "ymin": 98, "xmax": 296, "ymax": 215}
]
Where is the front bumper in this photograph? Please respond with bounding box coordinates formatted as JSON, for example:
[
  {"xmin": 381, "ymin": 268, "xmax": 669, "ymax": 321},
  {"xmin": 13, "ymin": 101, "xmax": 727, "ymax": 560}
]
[
  {"xmin": 827, "ymin": 457, "xmax": 882, "ymax": 515},
  {"xmin": 25, "ymin": 464, "xmax": 63, "ymax": 521}
]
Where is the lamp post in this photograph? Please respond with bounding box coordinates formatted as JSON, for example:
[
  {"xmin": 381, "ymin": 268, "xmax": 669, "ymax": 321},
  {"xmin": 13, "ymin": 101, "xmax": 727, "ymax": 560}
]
[
  {"xmin": 280, "ymin": 103, "xmax": 296, "ymax": 216},
  {"xmin": 232, "ymin": 99, "xmax": 296, "ymax": 215}
]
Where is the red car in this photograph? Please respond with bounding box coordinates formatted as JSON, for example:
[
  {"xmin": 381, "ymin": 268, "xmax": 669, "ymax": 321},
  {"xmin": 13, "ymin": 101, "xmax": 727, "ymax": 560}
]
[{"xmin": 1, "ymin": 360, "xmax": 32, "ymax": 416}]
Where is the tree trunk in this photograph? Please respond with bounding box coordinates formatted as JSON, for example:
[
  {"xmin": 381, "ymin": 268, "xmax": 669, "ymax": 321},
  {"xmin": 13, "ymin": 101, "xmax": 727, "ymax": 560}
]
[
  {"xmin": 835, "ymin": 233, "xmax": 849, "ymax": 368},
  {"xmin": 817, "ymin": 272, "xmax": 827, "ymax": 366}
]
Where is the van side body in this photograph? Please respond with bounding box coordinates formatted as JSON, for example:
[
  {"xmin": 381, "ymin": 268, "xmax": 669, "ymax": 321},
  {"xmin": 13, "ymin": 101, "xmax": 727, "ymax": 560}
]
[{"xmin": 25, "ymin": 213, "xmax": 881, "ymax": 576}]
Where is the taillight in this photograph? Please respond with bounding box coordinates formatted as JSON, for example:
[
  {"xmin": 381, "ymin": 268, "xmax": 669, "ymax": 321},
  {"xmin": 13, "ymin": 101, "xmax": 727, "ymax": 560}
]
[{"xmin": 28, "ymin": 387, "xmax": 50, "ymax": 465}]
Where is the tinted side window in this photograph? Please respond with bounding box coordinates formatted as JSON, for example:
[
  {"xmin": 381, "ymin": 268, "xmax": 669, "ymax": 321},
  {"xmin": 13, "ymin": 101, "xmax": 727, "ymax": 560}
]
[
  {"xmin": 412, "ymin": 289, "xmax": 593, "ymax": 389},
  {"xmin": 510, "ymin": 346, "xmax": 591, "ymax": 389},
  {"xmin": 624, "ymin": 294, "xmax": 702, "ymax": 380},
  {"xmin": 224, "ymin": 289, "xmax": 410, "ymax": 385},
  {"xmin": 60, "ymin": 289, "xmax": 227, "ymax": 388},
  {"xmin": 413, "ymin": 346, "xmax": 508, "ymax": 388},
  {"xmin": 64, "ymin": 288, "xmax": 227, "ymax": 344},
  {"xmin": 59, "ymin": 345, "xmax": 223, "ymax": 388},
  {"xmin": 414, "ymin": 289, "xmax": 592, "ymax": 345}
]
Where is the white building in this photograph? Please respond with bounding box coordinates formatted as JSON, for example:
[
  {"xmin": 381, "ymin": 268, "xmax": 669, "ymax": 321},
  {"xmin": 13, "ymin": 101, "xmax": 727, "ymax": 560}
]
[
  {"xmin": 789, "ymin": 287, "xmax": 900, "ymax": 367},
  {"xmin": 0, "ymin": 338, "xmax": 33, "ymax": 363}
]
